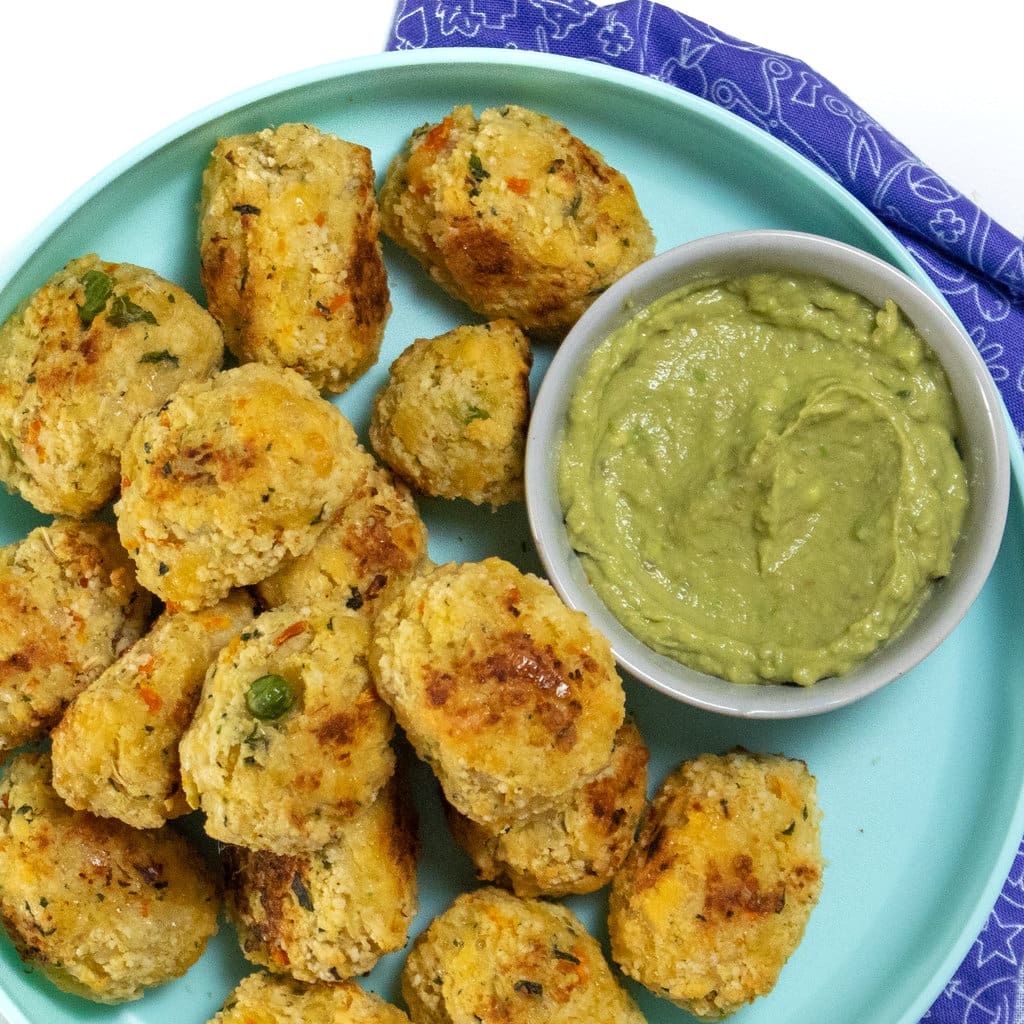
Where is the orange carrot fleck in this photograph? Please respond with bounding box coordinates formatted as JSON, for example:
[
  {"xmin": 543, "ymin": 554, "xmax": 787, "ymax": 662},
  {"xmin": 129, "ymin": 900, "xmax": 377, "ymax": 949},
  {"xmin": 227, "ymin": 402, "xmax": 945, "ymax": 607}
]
[
  {"xmin": 138, "ymin": 685, "xmax": 162, "ymax": 713},
  {"xmin": 422, "ymin": 116, "xmax": 454, "ymax": 153},
  {"xmin": 505, "ymin": 177, "xmax": 530, "ymax": 195},
  {"xmin": 25, "ymin": 418, "xmax": 46, "ymax": 463},
  {"xmin": 274, "ymin": 621, "xmax": 308, "ymax": 647},
  {"xmin": 555, "ymin": 945, "xmax": 590, "ymax": 985},
  {"xmin": 314, "ymin": 211, "xmax": 326, "ymax": 227},
  {"xmin": 314, "ymin": 292, "xmax": 349, "ymax": 318}
]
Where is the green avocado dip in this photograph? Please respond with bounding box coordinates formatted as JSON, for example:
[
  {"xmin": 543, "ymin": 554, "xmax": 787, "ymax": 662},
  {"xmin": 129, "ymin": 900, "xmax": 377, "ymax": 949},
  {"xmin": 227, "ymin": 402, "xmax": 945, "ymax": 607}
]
[{"xmin": 558, "ymin": 271, "xmax": 968, "ymax": 685}]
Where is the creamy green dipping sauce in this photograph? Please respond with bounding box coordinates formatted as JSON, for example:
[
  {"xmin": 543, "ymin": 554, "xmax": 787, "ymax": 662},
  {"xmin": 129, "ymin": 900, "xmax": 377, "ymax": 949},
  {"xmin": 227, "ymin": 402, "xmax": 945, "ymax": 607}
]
[{"xmin": 559, "ymin": 272, "xmax": 968, "ymax": 685}]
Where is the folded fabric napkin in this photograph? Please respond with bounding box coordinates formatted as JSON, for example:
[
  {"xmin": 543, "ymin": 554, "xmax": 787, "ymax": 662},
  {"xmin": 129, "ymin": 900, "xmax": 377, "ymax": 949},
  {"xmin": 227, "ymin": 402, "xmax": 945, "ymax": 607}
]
[{"xmin": 387, "ymin": 3, "xmax": 1024, "ymax": 1022}]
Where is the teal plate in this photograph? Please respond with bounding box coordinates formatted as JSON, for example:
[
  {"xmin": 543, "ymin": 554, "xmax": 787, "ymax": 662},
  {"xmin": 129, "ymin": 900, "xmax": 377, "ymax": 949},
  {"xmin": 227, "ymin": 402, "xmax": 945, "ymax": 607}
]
[{"xmin": 1, "ymin": 49, "xmax": 1023, "ymax": 1024}]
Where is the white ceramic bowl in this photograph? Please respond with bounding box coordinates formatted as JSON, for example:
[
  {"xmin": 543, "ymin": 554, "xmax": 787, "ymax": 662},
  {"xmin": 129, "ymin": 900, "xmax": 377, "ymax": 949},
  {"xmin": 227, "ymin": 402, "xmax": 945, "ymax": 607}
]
[{"xmin": 525, "ymin": 230, "xmax": 1011, "ymax": 718}]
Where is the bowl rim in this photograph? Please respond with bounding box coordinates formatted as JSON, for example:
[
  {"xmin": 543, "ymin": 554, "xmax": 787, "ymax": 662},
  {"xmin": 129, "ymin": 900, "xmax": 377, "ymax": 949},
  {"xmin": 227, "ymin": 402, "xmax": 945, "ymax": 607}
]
[{"xmin": 524, "ymin": 228, "xmax": 1011, "ymax": 718}]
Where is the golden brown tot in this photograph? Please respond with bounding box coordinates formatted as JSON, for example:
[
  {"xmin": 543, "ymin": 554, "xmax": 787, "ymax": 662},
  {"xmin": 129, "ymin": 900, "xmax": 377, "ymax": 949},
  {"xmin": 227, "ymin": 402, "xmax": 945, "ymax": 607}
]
[
  {"xmin": 379, "ymin": 104, "xmax": 654, "ymax": 340},
  {"xmin": 200, "ymin": 123, "xmax": 390, "ymax": 392}
]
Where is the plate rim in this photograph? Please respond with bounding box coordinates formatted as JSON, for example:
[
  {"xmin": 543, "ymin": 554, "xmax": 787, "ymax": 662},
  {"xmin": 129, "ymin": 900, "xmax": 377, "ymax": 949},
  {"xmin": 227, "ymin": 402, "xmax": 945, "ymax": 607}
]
[
  {"xmin": 1, "ymin": 45, "xmax": 1022, "ymax": 1024},
  {"xmin": 0, "ymin": 47, "xmax": 929, "ymax": 294}
]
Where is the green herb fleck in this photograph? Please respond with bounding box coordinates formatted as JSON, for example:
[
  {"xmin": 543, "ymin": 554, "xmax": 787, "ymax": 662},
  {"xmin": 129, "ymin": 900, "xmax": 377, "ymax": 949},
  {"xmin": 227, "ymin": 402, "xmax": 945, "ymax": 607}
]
[
  {"xmin": 243, "ymin": 722, "xmax": 268, "ymax": 751},
  {"xmin": 464, "ymin": 404, "xmax": 491, "ymax": 423},
  {"xmin": 552, "ymin": 946, "xmax": 580, "ymax": 964},
  {"xmin": 110, "ymin": 295, "xmax": 158, "ymax": 329},
  {"xmin": 514, "ymin": 980, "xmax": 543, "ymax": 997},
  {"xmin": 140, "ymin": 349, "xmax": 179, "ymax": 367},
  {"xmin": 781, "ymin": 820, "xmax": 796, "ymax": 836},
  {"xmin": 77, "ymin": 269, "xmax": 113, "ymax": 326},
  {"xmin": 246, "ymin": 674, "xmax": 294, "ymax": 721},
  {"xmin": 290, "ymin": 874, "xmax": 314, "ymax": 912},
  {"xmin": 566, "ymin": 192, "xmax": 583, "ymax": 218},
  {"xmin": 468, "ymin": 152, "xmax": 490, "ymax": 182},
  {"xmin": 233, "ymin": 203, "xmax": 261, "ymax": 215}
]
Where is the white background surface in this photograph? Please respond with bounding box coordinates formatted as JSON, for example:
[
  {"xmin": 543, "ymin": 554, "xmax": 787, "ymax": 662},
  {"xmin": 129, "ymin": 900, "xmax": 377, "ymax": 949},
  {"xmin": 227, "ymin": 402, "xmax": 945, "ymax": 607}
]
[
  {"xmin": 0, "ymin": 1, "xmax": 1021, "ymax": 276},
  {"xmin": 0, "ymin": 5, "xmax": 1017, "ymax": 1022}
]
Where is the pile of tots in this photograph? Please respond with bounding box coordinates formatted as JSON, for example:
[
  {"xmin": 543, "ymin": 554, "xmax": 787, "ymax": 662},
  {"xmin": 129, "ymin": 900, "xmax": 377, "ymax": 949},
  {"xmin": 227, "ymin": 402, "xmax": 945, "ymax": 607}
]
[{"xmin": 0, "ymin": 105, "xmax": 823, "ymax": 1021}]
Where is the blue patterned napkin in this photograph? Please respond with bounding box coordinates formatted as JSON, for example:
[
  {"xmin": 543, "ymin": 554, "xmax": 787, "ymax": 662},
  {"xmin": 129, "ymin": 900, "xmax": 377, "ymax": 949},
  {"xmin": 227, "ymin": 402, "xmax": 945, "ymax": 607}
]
[{"xmin": 387, "ymin": 3, "xmax": 1024, "ymax": 1022}]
